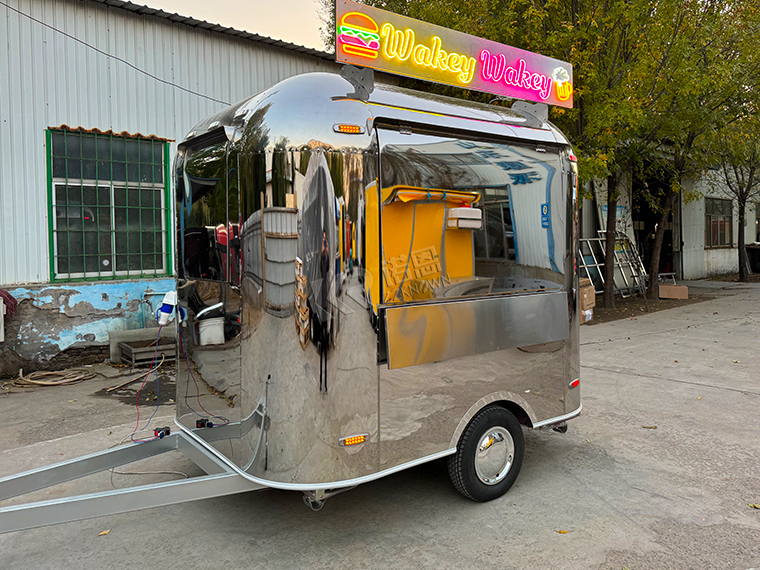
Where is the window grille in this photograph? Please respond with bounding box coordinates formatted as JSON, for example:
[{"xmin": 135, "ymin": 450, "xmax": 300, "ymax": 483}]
[
  {"xmin": 704, "ymin": 198, "xmax": 733, "ymax": 248},
  {"xmin": 47, "ymin": 129, "xmax": 171, "ymax": 281}
]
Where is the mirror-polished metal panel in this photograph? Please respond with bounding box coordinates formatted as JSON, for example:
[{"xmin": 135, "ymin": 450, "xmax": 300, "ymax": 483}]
[
  {"xmin": 384, "ymin": 292, "xmax": 569, "ymax": 370},
  {"xmin": 174, "ymin": 72, "xmax": 579, "ymax": 489},
  {"xmin": 376, "ymin": 127, "xmax": 575, "ymax": 472},
  {"xmin": 235, "ymin": 146, "xmax": 380, "ymax": 484}
]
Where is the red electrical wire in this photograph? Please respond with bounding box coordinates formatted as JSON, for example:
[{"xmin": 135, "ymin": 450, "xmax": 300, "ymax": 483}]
[{"xmin": 178, "ymin": 330, "xmax": 230, "ymax": 426}]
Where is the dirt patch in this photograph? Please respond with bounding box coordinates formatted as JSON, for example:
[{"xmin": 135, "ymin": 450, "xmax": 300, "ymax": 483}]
[
  {"xmin": 586, "ymin": 293, "xmax": 713, "ymax": 325},
  {"xmin": 92, "ymin": 370, "xmax": 176, "ymax": 406},
  {"xmin": 0, "ymin": 345, "xmax": 110, "ymax": 380}
]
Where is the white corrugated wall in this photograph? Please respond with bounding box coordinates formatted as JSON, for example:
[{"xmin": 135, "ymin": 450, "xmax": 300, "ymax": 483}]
[{"xmin": 0, "ymin": 0, "xmax": 338, "ymax": 285}]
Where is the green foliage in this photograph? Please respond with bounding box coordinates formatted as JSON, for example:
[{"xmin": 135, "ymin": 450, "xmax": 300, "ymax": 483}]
[
  {"xmin": 710, "ymin": 115, "xmax": 760, "ymax": 207},
  {"xmin": 317, "ymin": 0, "xmax": 760, "ymax": 204}
]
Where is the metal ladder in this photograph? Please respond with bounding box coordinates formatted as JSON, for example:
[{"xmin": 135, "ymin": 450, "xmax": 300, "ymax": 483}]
[{"xmin": 578, "ymin": 231, "xmax": 647, "ymax": 298}]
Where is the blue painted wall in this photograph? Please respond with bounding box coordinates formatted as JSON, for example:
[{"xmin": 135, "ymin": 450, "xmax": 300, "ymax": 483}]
[{"xmin": 3, "ymin": 278, "xmax": 175, "ymax": 364}]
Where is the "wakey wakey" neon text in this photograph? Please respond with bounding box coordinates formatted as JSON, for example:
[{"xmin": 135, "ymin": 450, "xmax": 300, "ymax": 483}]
[
  {"xmin": 381, "ymin": 23, "xmax": 477, "ymax": 85},
  {"xmin": 479, "ymin": 50, "xmax": 554, "ymax": 100}
]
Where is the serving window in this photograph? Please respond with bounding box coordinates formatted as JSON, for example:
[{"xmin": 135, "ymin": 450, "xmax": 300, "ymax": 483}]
[{"xmin": 376, "ymin": 130, "xmax": 567, "ymax": 306}]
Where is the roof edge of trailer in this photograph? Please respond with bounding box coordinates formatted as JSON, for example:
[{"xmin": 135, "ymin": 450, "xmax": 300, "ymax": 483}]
[
  {"xmin": 179, "ymin": 73, "xmax": 572, "ymax": 149},
  {"xmin": 85, "ymin": 0, "xmax": 334, "ymax": 61}
]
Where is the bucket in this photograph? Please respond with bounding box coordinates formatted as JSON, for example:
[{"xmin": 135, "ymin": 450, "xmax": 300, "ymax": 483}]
[{"xmin": 198, "ymin": 317, "xmax": 224, "ymax": 346}]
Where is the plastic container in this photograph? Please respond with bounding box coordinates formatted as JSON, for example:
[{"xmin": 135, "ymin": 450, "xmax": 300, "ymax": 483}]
[{"xmin": 198, "ymin": 317, "xmax": 225, "ymax": 346}]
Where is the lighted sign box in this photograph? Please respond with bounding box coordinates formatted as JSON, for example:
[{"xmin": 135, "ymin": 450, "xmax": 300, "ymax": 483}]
[{"xmin": 336, "ymin": 0, "xmax": 573, "ymax": 109}]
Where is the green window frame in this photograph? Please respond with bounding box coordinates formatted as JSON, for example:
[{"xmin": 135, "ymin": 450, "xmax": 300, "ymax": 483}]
[
  {"xmin": 46, "ymin": 129, "xmax": 172, "ymax": 282},
  {"xmin": 705, "ymin": 197, "xmax": 733, "ymax": 249}
]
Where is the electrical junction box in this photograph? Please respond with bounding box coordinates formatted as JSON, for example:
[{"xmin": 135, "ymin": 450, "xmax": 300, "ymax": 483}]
[{"xmin": 446, "ymin": 207, "xmax": 482, "ymax": 230}]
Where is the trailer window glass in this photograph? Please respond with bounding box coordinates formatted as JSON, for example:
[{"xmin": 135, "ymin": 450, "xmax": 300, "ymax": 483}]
[
  {"xmin": 378, "ymin": 131, "xmax": 567, "ymax": 305},
  {"xmin": 180, "ymin": 144, "xmax": 228, "ymax": 281}
]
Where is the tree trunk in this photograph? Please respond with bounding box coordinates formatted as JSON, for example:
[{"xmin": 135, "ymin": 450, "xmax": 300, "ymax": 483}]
[
  {"xmin": 646, "ymin": 191, "xmax": 675, "ymax": 299},
  {"xmin": 738, "ymin": 201, "xmax": 748, "ymax": 282},
  {"xmin": 603, "ymin": 174, "xmax": 618, "ymax": 308}
]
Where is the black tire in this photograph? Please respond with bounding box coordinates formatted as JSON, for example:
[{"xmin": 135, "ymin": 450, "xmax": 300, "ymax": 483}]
[{"xmin": 447, "ymin": 405, "xmax": 524, "ymax": 502}]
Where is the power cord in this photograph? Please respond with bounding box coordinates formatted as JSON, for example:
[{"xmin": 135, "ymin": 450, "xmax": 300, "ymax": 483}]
[
  {"xmin": 178, "ymin": 327, "xmax": 230, "ymax": 427},
  {"xmin": 130, "ymin": 326, "xmax": 165, "ymax": 443}
]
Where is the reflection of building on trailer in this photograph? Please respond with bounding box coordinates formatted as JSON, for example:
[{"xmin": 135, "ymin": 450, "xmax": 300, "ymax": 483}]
[{"xmin": 0, "ymin": 72, "xmax": 581, "ymax": 532}]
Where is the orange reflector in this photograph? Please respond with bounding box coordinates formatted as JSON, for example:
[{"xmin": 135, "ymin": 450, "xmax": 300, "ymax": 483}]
[
  {"xmin": 340, "ymin": 434, "xmax": 367, "ymax": 446},
  {"xmin": 569, "ymin": 378, "xmax": 580, "ymax": 389},
  {"xmin": 333, "ymin": 124, "xmax": 365, "ymax": 134}
]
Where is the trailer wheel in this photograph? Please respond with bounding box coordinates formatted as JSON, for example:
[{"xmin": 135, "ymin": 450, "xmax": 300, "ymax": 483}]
[{"xmin": 447, "ymin": 405, "xmax": 524, "ymax": 502}]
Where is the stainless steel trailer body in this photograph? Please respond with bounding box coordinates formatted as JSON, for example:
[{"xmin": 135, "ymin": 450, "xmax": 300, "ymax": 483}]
[
  {"xmin": 0, "ymin": 71, "xmax": 581, "ymax": 532},
  {"xmin": 174, "ymin": 72, "xmax": 581, "ymax": 502}
]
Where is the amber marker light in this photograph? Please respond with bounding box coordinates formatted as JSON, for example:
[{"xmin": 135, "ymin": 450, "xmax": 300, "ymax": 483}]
[
  {"xmin": 340, "ymin": 434, "xmax": 368, "ymax": 446},
  {"xmin": 333, "ymin": 124, "xmax": 365, "ymax": 134}
]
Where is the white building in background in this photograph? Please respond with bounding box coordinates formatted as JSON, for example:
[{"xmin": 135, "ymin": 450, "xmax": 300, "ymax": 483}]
[
  {"xmin": 1, "ymin": 0, "xmax": 754, "ymax": 369},
  {"xmin": 680, "ymin": 177, "xmax": 759, "ymax": 280},
  {"xmin": 0, "ymin": 0, "xmax": 384, "ymax": 371},
  {"xmin": 581, "ymin": 173, "xmax": 758, "ymax": 284}
]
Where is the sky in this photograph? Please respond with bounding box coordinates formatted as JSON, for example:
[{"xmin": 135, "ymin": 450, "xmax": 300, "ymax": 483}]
[{"xmin": 148, "ymin": 0, "xmax": 328, "ymax": 51}]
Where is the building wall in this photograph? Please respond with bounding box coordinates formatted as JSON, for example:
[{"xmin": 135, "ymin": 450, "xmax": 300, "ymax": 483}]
[
  {"xmin": 681, "ymin": 176, "xmax": 757, "ymax": 280},
  {"xmin": 0, "ymin": 0, "xmax": 339, "ymax": 287},
  {"xmin": 4, "ymin": 278, "xmax": 173, "ymax": 364},
  {"xmin": 0, "ymin": 0, "xmax": 352, "ymax": 369}
]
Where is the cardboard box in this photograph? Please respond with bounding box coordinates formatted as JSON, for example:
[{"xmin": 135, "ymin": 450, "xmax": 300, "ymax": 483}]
[
  {"xmin": 296, "ymin": 274, "xmax": 307, "ymax": 295},
  {"xmin": 579, "ymin": 279, "xmax": 596, "ymax": 310},
  {"xmin": 658, "ymin": 284, "xmax": 689, "ymax": 300},
  {"xmin": 580, "ymin": 308, "xmax": 593, "ymax": 324}
]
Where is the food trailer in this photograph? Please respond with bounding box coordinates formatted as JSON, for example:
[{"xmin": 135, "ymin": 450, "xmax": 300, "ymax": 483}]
[{"xmin": 0, "ymin": 0, "xmax": 580, "ymax": 532}]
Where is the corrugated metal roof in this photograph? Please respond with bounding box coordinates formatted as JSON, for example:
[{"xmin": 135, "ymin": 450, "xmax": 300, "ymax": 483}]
[{"xmin": 88, "ymin": 0, "xmax": 334, "ymax": 61}]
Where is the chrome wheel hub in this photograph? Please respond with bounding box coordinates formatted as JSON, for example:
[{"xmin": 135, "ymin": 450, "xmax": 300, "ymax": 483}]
[{"xmin": 474, "ymin": 427, "xmax": 514, "ymax": 485}]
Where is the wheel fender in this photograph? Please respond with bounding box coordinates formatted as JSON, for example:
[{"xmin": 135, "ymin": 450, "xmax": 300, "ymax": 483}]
[{"xmin": 449, "ymin": 392, "xmax": 537, "ymax": 449}]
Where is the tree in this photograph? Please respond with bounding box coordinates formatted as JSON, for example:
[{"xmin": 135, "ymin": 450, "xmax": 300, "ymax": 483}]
[
  {"xmin": 318, "ymin": 0, "xmax": 760, "ymax": 299},
  {"xmin": 712, "ymin": 119, "xmax": 760, "ymax": 281},
  {"xmin": 636, "ymin": 0, "xmax": 760, "ymax": 297}
]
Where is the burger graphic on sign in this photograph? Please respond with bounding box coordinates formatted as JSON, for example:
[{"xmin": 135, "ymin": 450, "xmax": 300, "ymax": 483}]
[{"xmin": 338, "ymin": 12, "xmax": 380, "ymax": 60}]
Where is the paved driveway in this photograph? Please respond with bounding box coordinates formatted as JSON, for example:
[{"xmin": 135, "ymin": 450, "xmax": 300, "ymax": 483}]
[{"xmin": 1, "ymin": 282, "xmax": 759, "ymax": 569}]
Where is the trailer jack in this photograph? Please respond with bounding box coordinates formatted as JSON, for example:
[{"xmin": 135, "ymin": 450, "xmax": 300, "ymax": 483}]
[
  {"xmin": 302, "ymin": 486, "xmax": 355, "ymax": 512},
  {"xmin": 0, "ymin": 427, "xmax": 264, "ymax": 534}
]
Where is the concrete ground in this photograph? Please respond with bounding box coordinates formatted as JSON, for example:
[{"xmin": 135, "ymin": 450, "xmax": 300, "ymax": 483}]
[{"xmin": 1, "ymin": 280, "xmax": 759, "ymax": 569}]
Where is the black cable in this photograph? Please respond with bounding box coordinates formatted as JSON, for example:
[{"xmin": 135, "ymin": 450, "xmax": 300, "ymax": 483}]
[{"xmin": 1, "ymin": 0, "xmax": 230, "ymax": 106}]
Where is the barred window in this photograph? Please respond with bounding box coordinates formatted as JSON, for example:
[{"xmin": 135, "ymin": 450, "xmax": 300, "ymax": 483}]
[
  {"xmin": 48, "ymin": 129, "xmax": 170, "ymax": 281},
  {"xmin": 705, "ymin": 198, "xmax": 732, "ymax": 248}
]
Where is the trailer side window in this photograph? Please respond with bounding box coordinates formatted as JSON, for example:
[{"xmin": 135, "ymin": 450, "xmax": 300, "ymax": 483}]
[
  {"xmin": 181, "ymin": 144, "xmax": 228, "ymax": 281},
  {"xmin": 377, "ymin": 131, "xmax": 566, "ymax": 305}
]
